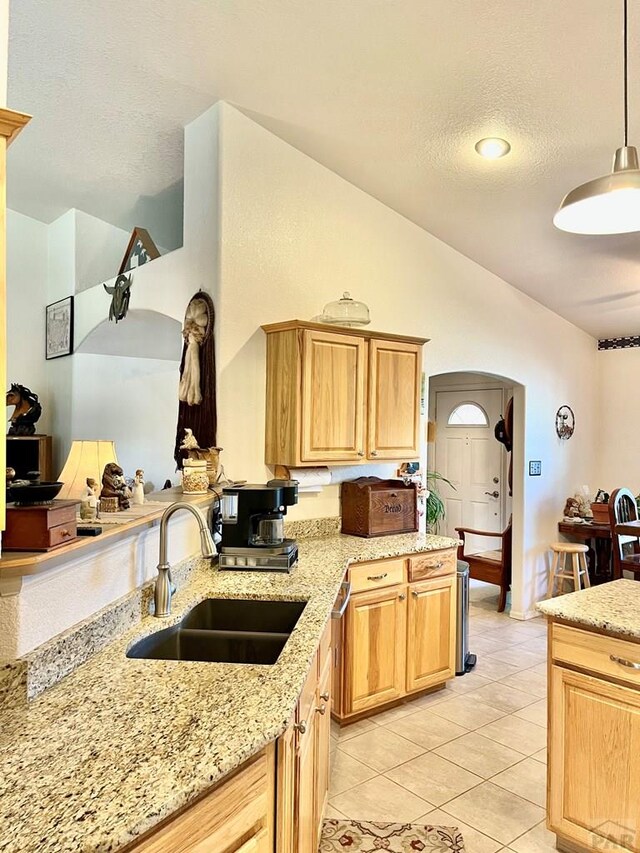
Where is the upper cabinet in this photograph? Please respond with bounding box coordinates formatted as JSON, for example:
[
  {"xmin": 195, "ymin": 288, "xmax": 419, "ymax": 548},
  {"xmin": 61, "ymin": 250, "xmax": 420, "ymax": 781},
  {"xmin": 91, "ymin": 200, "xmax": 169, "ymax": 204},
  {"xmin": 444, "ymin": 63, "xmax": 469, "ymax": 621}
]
[{"xmin": 263, "ymin": 320, "xmax": 427, "ymax": 467}]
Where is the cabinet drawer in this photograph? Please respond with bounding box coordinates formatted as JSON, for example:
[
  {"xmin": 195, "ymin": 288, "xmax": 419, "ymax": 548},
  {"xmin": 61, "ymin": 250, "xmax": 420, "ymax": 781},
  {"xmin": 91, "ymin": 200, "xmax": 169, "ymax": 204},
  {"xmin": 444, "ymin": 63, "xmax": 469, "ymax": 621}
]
[
  {"xmin": 349, "ymin": 558, "xmax": 406, "ymax": 593},
  {"xmin": 552, "ymin": 623, "xmax": 640, "ymax": 690},
  {"xmin": 408, "ymin": 549, "xmax": 456, "ymax": 581},
  {"xmin": 48, "ymin": 521, "xmax": 77, "ymax": 548}
]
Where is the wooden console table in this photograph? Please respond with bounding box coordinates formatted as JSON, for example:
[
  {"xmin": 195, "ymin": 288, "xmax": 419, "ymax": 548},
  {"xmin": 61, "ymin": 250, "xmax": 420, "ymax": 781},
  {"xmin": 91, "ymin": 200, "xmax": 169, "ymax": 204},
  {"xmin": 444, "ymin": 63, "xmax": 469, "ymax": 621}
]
[{"xmin": 557, "ymin": 521, "xmax": 612, "ymax": 584}]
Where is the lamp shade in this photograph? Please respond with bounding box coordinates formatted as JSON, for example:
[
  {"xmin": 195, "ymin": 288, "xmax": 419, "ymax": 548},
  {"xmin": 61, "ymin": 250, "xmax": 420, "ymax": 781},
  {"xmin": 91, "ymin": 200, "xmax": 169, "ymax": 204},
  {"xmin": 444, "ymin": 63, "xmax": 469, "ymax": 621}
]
[
  {"xmin": 554, "ymin": 146, "xmax": 640, "ymax": 234},
  {"xmin": 57, "ymin": 440, "xmax": 119, "ymax": 501}
]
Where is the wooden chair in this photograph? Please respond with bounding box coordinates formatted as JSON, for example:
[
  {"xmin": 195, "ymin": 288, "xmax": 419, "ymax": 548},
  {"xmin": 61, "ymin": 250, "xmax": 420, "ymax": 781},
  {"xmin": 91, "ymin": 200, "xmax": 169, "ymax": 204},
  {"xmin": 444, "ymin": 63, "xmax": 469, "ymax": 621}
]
[
  {"xmin": 547, "ymin": 542, "xmax": 590, "ymax": 597},
  {"xmin": 608, "ymin": 487, "xmax": 640, "ymax": 580},
  {"xmin": 455, "ymin": 516, "xmax": 512, "ymax": 612}
]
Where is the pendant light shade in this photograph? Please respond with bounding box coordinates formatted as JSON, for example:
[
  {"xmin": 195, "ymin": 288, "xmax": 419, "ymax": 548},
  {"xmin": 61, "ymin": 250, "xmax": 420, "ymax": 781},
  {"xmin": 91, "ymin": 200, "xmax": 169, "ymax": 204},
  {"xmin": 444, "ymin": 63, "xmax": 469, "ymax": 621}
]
[
  {"xmin": 554, "ymin": 146, "xmax": 640, "ymax": 234},
  {"xmin": 554, "ymin": 0, "xmax": 640, "ymax": 235}
]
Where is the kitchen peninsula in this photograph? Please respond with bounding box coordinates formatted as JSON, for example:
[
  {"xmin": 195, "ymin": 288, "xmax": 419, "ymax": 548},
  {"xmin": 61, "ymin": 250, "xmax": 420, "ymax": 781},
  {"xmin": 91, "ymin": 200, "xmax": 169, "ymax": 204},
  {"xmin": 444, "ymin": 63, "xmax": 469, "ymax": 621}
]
[
  {"xmin": 0, "ymin": 526, "xmax": 458, "ymax": 853},
  {"xmin": 538, "ymin": 580, "xmax": 640, "ymax": 853}
]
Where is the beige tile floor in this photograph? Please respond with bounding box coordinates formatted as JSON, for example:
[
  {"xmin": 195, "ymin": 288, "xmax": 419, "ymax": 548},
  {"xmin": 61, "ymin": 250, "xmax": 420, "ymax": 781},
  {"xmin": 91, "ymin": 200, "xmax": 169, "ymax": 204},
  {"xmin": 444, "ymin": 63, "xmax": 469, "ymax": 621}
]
[{"xmin": 328, "ymin": 581, "xmax": 555, "ymax": 853}]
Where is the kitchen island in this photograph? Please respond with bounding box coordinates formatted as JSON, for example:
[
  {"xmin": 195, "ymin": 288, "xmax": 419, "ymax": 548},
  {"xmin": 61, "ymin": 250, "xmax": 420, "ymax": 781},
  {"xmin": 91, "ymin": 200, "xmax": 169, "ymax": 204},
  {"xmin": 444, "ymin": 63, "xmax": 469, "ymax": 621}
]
[
  {"xmin": 0, "ymin": 530, "xmax": 457, "ymax": 853},
  {"xmin": 538, "ymin": 579, "xmax": 640, "ymax": 853}
]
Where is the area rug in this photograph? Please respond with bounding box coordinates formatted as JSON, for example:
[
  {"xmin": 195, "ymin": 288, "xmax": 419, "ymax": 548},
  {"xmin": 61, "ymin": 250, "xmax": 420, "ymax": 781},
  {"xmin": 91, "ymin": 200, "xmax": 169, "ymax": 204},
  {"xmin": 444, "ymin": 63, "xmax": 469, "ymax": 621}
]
[{"xmin": 319, "ymin": 819, "xmax": 465, "ymax": 852}]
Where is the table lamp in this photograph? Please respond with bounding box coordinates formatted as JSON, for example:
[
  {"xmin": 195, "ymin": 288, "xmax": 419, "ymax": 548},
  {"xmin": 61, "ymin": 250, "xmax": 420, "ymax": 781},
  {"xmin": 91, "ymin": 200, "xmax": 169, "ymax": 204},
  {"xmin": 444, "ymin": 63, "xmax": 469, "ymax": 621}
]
[{"xmin": 57, "ymin": 440, "xmax": 119, "ymax": 501}]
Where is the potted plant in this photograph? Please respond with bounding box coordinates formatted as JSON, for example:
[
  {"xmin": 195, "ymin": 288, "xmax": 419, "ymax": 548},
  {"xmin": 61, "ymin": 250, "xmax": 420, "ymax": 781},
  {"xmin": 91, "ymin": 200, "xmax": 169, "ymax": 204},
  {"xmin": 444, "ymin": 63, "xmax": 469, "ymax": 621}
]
[{"xmin": 425, "ymin": 470, "xmax": 455, "ymax": 533}]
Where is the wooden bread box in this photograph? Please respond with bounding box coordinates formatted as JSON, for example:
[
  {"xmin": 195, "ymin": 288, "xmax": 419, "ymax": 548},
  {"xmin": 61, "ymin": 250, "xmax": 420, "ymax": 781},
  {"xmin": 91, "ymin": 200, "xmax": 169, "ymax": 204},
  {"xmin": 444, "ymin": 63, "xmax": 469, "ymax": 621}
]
[
  {"xmin": 3, "ymin": 500, "xmax": 79, "ymax": 551},
  {"xmin": 341, "ymin": 477, "xmax": 418, "ymax": 537}
]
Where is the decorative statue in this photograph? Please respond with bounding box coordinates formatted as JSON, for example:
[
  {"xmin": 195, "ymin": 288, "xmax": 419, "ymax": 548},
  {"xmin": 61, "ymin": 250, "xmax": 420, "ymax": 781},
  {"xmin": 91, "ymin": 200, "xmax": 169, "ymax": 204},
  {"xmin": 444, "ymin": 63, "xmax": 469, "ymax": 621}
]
[
  {"xmin": 100, "ymin": 462, "xmax": 131, "ymax": 510},
  {"xmin": 563, "ymin": 497, "xmax": 581, "ymax": 519},
  {"xmin": 80, "ymin": 478, "xmax": 100, "ymax": 521},
  {"xmin": 104, "ymin": 273, "xmax": 132, "ymax": 323},
  {"xmin": 131, "ymin": 469, "xmax": 145, "ymax": 506},
  {"xmin": 174, "ymin": 290, "xmax": 217, "ymax": 470},
  {"xmin": 178, "ymin": 428, "xmax": 223, "ymax": 486},
  {"xmin": 6, "ymin": 384, "xmax": 42, "ymax": 436},
  {"xmin": 180, "ymin": 428, "xmax": 199, "ymax": 450}
]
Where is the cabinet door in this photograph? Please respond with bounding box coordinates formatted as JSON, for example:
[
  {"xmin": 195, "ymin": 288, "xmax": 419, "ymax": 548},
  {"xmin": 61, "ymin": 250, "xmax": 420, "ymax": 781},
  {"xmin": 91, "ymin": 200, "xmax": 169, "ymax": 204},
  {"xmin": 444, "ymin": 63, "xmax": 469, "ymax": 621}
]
[
  {"xmin": 315, "ymin": 651, "xmax": 332, "ymax": 847},
  {"xmin": 549, "ymin": 666, "xmax": 640, "ymax": 853},
  {"xmin": 406, "ymin": 576, "xmax": 456, "ymax": 693},
  {"xmin": 368, "ymin": 339, "xmax": 422, "ymax": 460},
  {"xmin": 301, "ymin": 329, "xmax": 367, "ymax": 462},
  {"xmin": 344, "ymin": 585, "xmax": 407, "ymax": 715},
  {"xmin": 276, "ymin": 720, "xmax": 296, "ymax": 853},
  {"xmin": 295, "ymin": 709, "xmax": 318, "ymax": 853}
]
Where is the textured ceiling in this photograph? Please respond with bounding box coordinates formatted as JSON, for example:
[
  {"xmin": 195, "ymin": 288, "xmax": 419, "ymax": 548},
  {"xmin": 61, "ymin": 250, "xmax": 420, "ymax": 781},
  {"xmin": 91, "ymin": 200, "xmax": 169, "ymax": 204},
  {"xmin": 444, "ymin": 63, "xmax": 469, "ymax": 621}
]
[{"xmin": 7, "ymin": 0, "xmax": 640, "ymax": 337}]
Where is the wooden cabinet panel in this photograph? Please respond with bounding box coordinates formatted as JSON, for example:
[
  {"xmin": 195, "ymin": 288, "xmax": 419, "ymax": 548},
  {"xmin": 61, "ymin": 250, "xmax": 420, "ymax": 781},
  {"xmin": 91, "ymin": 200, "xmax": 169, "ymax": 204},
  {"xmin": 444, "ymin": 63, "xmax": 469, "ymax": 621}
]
[
  {"xmin": 408, "ymin": 548, "xmax": 457, "ymax": 582},
  {"xmin": 129, "ymin": 746, "xmax": 274, "ymax": 853},
  {"xmin": 344, "ymin": 585, "xmax": 407, "ymax": 714},
  {"xmin": 301, "ymin": 329, "xmax": 367, "ymax": 462},
  {"xmin": 295, "ymin": 705, "xmax": 318, "ymax": 853},
  {"xmin": 549, "ymin": 666, "xmax": 640, "ymax": 853},
  {"xmin": 349, "ymin": 557, "xmax": 407, "ymax": 593},
  {"xmin": 315, "ymin": 651, "xmax": 332, "ymax": 847},
  {"xmin": 276, "ymin": 720, "xmax": 296, "ymax": 853},
  {"xmin": 406, "ymin": 576, "xmax": 456, "ymax": 692},
  {"xmin": 368, "ymin": 339, "xmax": 421, "ymax": 460},
  {"xmin": 551, "ymin": 623, "xmax": 640, "ymax": 691}
]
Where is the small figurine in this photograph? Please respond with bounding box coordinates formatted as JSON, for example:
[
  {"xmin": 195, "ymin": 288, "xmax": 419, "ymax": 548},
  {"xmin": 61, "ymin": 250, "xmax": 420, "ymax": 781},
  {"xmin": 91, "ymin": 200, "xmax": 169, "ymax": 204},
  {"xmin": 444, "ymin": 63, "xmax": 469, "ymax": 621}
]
[
  {"xmin": 180, "ymin": 428, "xmax": 199, "ymax": 450},
  {"xmin": 100, "ymin": 463, "xmax": 130, "ymax": 510},
  {"xmin": 131, "ymin": 469, "xmax": 145, "ymax": 505},
  {"xmin": 563, "ymin": 497, "xmax": 581, "ymax": 519},
  {"xmin": 6, "ymin": 384, "xmax": 42, "ymax": 436},
  {"xmin": 80, "ymin": 477, "xmax": 100, "ymax": 521}
]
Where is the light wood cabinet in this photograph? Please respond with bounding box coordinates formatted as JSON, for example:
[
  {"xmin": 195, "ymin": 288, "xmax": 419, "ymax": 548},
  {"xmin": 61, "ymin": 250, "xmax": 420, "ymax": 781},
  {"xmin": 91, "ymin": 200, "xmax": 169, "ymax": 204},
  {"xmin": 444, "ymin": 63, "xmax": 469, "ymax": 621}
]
[
  {"xmin": 406, "ymin": 576, "xmax": 456, "ymax": 693},
  {"xmin": 262, "ymin": 320, "xmax": 427, "ymax": 467},
  {"xmin": 344, "ymin": 583, "xmax": 407, "ymax": 715},
  {"xmin": 277, "ymin": 623, "xmax": 332, "ymax": 853},
  {"xmin": 548, "ymin": 622, "xmax": 640, "ymax": 853},
  {"xmin": 335, "ymin": 551, "xmax": 457, "ymax": 721},
  {"xmin": 128, "ymin": 744, "xmax": 275, "ymax": 853}
]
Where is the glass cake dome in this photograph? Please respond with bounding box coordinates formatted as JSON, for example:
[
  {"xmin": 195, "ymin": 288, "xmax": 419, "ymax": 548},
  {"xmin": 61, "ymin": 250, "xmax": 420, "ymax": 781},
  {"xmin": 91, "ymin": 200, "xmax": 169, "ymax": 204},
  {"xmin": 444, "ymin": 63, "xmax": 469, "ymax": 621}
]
[{"xmin": 317, "ymin": 292, "xmax": 371, "ymax": 327}]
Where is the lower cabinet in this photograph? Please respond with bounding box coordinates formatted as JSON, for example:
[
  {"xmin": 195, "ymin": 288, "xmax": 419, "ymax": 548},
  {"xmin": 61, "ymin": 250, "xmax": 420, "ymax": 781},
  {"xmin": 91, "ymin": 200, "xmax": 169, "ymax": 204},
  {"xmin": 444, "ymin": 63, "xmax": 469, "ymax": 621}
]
[
  {"xmin": 549, "ymin": 660, "xmax": 640, "ymax": 852},
  {"xmin": 277, "ymin": 624, "xmax": 333, "ymax": 853},
  {"xmin": 128, "ymin": 744, "xmax": 275, "ymax": 853},
  {"xmin": 334, "ymin": 556, "xmax": 457, "ymax": 722},
  {"xmin": 406, "ymin": 576, "xmax": 456, "ymax": 693}
]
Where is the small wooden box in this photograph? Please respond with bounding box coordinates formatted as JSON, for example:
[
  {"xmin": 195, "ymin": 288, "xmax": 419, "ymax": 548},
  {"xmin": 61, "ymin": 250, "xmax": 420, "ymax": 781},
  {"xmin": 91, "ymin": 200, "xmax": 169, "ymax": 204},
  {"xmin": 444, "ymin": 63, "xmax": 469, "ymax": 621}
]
[
  {"xmin": 590, "ymin": 502, "xmax": 610, "ymax": 524},
  {"xmin": 341, "ymin": 477, "xmax": 418, "ymax": 538},
  {"xmin": 3, "ymin": 500, "xmax": 78, "ymax": 551}
]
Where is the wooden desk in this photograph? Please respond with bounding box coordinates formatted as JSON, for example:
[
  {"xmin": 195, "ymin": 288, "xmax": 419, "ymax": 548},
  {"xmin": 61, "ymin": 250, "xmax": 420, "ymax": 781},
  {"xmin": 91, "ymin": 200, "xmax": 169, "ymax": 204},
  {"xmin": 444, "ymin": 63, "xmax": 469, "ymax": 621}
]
[{"xmin": 557, "ymin": 521, "xmax": 612, "ymax": 584}]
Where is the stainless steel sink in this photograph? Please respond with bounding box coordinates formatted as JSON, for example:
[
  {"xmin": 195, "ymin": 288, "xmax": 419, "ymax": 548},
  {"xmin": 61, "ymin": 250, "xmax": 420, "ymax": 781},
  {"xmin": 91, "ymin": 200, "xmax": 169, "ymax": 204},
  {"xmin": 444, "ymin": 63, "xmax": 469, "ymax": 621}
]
[{"xmin": 126, "ymin": 598, "xmax": 306, "ymax": 665}]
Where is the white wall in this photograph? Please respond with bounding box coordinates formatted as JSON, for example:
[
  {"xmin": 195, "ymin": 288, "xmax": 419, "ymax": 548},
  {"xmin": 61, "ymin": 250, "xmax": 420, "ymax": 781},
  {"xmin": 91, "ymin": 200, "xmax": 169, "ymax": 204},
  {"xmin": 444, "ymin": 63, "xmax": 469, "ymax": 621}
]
[
  {"xmin": 73, "ymin": 209, "xmax": 130, "ymax": 293},
  {"xmin": 215, "ymin": 103, "xmax": 599, "ymax": 618},
  {"xmin": 597, "ymin": 347, "xmax": 640, "ymax": 493},
  {"xmin": 6, "ymin": 209, "xmax": 49, "ymax": 431}
]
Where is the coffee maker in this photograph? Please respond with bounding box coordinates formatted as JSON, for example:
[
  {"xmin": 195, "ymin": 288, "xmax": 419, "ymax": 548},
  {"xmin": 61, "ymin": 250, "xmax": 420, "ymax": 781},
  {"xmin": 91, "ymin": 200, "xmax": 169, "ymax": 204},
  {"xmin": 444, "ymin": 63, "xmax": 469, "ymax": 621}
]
[{"xmin": 219, "ymin": 479, "xmax": 299, "ymax": 571}]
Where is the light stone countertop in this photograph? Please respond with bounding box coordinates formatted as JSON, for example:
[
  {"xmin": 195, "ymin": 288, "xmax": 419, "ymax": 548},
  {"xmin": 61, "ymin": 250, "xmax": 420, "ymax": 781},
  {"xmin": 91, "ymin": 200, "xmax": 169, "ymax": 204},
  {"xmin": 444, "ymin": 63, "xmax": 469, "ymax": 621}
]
[
  {"xmin": 536, "ymin": 578, "xmax": 640, "ymax": 640},
  {"xmin": 0, "ymin": 531, "xmax": 457, "ymax": 853}
]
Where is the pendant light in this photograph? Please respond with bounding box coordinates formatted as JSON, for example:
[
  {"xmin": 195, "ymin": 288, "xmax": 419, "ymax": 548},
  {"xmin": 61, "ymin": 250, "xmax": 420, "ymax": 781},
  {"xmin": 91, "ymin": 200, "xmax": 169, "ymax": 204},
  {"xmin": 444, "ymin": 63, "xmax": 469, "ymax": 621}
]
[{"xmin": 554, "ymin": 0, "xmax": 640, "ymax": 234}]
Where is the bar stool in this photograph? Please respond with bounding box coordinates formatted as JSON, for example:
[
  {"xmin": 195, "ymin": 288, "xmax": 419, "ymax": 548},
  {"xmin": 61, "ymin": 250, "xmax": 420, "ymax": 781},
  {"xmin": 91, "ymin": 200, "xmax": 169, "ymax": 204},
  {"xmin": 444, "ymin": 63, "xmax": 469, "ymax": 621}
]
[{"xmin": 547, "ymin": 542, "xmax": 591, "ymax": 597}]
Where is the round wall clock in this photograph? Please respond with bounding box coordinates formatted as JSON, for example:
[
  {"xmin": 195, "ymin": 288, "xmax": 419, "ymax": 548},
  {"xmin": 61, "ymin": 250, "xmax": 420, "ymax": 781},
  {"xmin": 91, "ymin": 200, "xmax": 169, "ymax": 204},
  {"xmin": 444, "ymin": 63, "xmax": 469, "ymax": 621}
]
[{"xmin": 556, "ymin": 405, "xmax": 575, "ymax": 440}]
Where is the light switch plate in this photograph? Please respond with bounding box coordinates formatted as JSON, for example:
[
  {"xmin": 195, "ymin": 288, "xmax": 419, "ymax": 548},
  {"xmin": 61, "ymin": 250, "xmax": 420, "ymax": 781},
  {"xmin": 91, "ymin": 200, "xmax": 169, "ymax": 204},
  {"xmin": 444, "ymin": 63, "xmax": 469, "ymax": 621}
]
[{"xmin": 529, "ymin": 460, "xmax": 542, "ymax": 476}]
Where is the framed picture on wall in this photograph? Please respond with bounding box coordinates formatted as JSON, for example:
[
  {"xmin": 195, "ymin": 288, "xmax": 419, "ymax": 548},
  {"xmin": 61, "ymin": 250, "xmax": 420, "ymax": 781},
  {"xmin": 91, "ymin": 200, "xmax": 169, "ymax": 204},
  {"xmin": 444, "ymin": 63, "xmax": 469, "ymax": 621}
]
[{"xmin": 46, "ymin": 296, "xmax": 74, "ymax": 359}]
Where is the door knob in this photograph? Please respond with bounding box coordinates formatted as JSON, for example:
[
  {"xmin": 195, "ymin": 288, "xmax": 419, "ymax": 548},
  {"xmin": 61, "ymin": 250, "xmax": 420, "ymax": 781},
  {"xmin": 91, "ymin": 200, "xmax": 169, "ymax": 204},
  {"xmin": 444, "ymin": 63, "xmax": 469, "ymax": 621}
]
[
  {"xmin": 484, "ymin": 490, "xmax": 500, "ymax": 498},
  {"xmin": 493, "ymin": 477, "xmax": 499, "ymax": 484}
]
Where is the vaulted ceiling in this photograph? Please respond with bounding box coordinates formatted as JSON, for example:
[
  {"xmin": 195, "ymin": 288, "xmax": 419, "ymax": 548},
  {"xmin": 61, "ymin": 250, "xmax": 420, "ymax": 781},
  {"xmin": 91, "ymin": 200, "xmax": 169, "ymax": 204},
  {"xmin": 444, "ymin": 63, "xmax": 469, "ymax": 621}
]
[{"xmin": 8, "ymin": 0, "xmax": 640, "ymax": 337}]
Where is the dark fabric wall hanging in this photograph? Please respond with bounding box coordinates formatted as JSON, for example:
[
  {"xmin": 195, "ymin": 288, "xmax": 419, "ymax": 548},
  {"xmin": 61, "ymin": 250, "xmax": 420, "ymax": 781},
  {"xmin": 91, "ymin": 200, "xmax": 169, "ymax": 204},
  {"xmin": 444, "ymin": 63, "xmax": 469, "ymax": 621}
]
[{"xmin": 174, "ymin": 290, "xmax": 217, "ymax": 469}]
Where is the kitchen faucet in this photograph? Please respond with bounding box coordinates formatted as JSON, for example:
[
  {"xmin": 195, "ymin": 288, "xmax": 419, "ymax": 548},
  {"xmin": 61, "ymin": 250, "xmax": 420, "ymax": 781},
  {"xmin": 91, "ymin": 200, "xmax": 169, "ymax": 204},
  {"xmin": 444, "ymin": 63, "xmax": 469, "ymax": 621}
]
[{"xmin": 154, "ymin": 502, "xmax": 217, "ymax": 617}]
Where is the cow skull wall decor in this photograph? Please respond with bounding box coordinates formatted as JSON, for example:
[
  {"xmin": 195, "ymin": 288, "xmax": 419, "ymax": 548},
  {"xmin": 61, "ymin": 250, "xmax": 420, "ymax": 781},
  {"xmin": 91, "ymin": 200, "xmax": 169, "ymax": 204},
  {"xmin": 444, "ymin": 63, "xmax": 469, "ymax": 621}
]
[{"xmin": 104, "ymin": 273, "xmax": 132, "ymax": 323}]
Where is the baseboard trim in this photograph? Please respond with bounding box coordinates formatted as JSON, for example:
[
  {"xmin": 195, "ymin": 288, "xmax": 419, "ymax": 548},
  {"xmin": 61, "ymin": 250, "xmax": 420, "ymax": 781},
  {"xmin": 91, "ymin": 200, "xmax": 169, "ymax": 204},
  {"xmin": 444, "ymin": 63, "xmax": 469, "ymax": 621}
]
[{"xmin": 509, "ymin": 609, "xmax": 542, "ymax": 621}]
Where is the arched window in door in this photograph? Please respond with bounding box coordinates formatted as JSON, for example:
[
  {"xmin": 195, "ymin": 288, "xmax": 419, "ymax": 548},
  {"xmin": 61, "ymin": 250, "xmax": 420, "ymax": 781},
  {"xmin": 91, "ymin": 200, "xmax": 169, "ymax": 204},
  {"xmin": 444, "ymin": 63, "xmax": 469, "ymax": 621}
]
[{"xmin": 447, "ymin": 402, "xmax": 489, "ymax": 426}]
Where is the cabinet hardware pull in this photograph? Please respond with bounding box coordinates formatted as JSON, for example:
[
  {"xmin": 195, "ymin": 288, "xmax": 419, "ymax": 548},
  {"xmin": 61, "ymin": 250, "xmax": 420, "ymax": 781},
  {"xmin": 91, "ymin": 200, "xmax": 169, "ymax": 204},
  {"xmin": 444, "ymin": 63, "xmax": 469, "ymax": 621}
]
[
  {"xmin": 61, "ymin": 529, "xmax": 70, "ymax": 537},
  {"xmin": 367, "ymin": 572, "xmax": 388, "ymax": 581},
  {"xmin": 610, "ymin": 654, "xmax": 640, "ymax": 670},
  {"xmin": 432, "ymin": 561, "xmax": 443, "ymax": 569},
  {"xmin": 371, "ymin": 450, "xmax": 378, "ymax": 456},
  {"xmin": 320, "ymin": 692, "xmax": 330, "ymax": 701},
  {"xmin": 398, "ymin": 593, "xmax": 406, "ymax": 600},
  {"xmin": 294, "ymin": 721, "xmax": 307, "ymax": 734},
  {"xmin": 316, "ymin": 704, "xmax": 327, "ymax": 715},
  {"xmin": 411, "ymin": 590, "xmax": 419, "ymax": 598},
  {"xmin": 331, "ymin": 581, "xmax": 351, "ymax": 619},
  {"xmin": 357, "ymin": 450, "xmax": 365, "ymax": 457}
]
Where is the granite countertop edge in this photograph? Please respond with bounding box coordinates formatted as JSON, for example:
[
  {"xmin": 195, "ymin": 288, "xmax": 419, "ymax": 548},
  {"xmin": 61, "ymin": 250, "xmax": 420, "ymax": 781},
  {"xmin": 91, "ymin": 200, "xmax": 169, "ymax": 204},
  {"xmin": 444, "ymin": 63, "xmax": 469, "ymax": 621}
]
[
  {"xmin": 536, "ymin": 578, "xmax": 640, "ymax": 640},
  {"xmin": 0, "ymin": 531, "xmax": 458, "ymax": 853}
]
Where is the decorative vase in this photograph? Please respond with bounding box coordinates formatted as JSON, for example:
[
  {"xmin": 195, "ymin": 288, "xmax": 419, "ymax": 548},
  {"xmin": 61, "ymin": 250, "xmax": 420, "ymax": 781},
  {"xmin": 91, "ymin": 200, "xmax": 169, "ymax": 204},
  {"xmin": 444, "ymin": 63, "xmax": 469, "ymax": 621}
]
[{"xmin": 182, "ymin": 459, "xmax": 209, "ymax": 495}]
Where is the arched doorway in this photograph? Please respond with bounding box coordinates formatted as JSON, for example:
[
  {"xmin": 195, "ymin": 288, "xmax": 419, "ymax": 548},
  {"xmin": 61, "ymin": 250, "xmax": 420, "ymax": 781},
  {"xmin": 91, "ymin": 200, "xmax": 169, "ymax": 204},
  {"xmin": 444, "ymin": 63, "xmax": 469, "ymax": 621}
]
[{"xmin": 428, "ymin": 371, "xmax": 525, "ymax": 617}]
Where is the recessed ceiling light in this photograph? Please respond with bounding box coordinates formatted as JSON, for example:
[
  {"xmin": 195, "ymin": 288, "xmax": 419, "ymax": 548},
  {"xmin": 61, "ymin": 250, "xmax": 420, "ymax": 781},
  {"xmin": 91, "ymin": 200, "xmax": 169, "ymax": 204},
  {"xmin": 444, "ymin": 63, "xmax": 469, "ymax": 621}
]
[{"xmin": 474, "ymin": 137, "xmax": 511, "ymax": 159}]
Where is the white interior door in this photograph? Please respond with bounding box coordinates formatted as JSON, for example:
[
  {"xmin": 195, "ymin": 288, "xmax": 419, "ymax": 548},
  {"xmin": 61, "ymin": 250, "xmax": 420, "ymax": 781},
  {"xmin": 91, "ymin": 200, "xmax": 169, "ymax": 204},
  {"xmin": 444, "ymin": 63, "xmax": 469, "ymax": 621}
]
[{"xmin": 435, "ymin": 389, "xmax": 505, "ymax": 553}]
